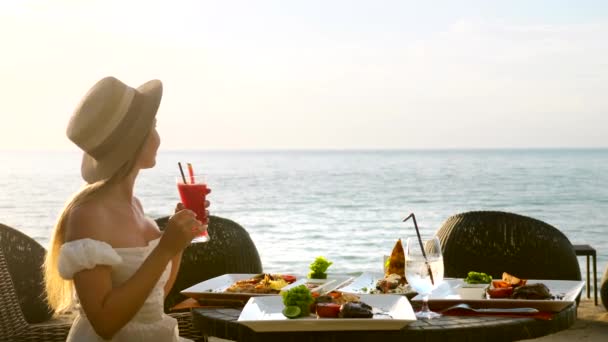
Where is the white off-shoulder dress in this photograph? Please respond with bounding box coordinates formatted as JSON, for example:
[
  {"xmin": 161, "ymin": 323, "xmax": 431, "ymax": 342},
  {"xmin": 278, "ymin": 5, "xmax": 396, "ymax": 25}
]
[{"xmin": 58, "ymin": 237, "xmax": 189, "ymax": 342}]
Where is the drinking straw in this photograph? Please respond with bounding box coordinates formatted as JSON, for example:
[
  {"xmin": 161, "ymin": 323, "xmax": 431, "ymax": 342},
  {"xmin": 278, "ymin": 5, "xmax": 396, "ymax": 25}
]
[
  {"xmin": 178, "ymin": 162, "xmax": 187, "ymax": 184},
  {"xmin": 403, "ymin": 213, "xmax": 435, "ymax": 285},
  {"xmin": 187, "ymin": 163, "xmax": 195, "ymax": 184}
]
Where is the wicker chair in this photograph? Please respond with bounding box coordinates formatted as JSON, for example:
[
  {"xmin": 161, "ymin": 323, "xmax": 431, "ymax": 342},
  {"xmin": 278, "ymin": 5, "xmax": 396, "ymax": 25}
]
[
  {"xmin": 435, "ymin": 211, "xmax": 581, "ymax": 281},
  {"xmin": 0, "ymin": 246, "xmax": 73, "ymax": 341},
  {"xmin": 155, "ymin": 215, "xmax": 263, "ymax": 312},
  {"xmin": 0, "ymin": 223, "xmax": 54, "ymax": 323},
  {"xmin": 601, "ymin": 265, "xmax": 608, "ymax": 309}
]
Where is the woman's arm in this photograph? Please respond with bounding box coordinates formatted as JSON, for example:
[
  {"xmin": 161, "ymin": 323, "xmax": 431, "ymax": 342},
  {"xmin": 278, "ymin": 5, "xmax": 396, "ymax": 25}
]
[
  {"xmin": 68, "ymin": 205, "xmax": 201, "ymax": 339},
  {"xmin": 164, "ymin": 250, "xmax": 183, "ymax": 296},
  {"xmin": 162, "ymin": 203, "xmax": 185, "ymax": 296},
  {"xmin": 73, "ymin": 247, "xmax": 173, "ymax": 339}
]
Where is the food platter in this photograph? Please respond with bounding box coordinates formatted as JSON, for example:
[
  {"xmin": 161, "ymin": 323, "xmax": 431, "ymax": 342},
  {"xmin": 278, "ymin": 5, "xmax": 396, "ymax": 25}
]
[
  {"xmin": 181, "ymin": 273, "xmax": 290, "ymax": 306},
  {"xmin": 338, "ymin": 272, "xmax": 416, "ymax": 297},
  {"xmin": 237, "ymin": 294, "xmax": 417, "ymax": 332},
  {"xmin": 338, "ymin": 272, "xmax": 384, "ymax": 293},
  {"xmin": 410, "ymin": 279, "xmax": 584, "ymax": 312}
]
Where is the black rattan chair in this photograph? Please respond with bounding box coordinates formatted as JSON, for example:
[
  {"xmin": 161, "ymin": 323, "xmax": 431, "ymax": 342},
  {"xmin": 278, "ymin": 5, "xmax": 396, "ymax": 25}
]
[
  {"xmin": 156, "ymin": 215, "xmax": 263, "ymax": 312},
  {"xmin": 435, "ymin": 211, "xmax": 581, "ymax": 281},
  {"xmin": 0, "ymin": 246, "xmax": 73, "ymax": 341},
  {"xmin": 601, "ymin": 264, "xmax": 608, "ymax": 310},
  {"xmin": 0, "ymin": 223, "xmax": 54, "ymax": 323}
]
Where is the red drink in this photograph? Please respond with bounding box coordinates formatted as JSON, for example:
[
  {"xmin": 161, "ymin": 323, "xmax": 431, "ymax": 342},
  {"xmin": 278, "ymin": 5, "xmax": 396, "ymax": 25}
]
[{"xmin": 177, "ymin": 177, "xmax": 211, "ymax": 243}]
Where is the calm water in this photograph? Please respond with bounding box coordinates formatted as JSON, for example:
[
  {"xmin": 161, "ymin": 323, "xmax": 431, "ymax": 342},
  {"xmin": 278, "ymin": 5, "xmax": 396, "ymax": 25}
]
[{"xmin": 1, "ymin": 149, "xmax": 606, "ymax": 281}]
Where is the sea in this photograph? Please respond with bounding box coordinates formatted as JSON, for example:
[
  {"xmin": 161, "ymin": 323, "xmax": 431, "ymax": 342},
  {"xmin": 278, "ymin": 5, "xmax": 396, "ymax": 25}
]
[{"xmin": 1, "ymin": 149, "xmax": 606, "ymax": 282}]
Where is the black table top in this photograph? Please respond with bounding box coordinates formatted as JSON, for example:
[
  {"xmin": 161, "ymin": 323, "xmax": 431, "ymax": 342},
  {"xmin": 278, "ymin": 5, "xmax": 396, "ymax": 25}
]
[{"xmin": 192, "ymin": 303, "xmax": 577, "ymax": 342}]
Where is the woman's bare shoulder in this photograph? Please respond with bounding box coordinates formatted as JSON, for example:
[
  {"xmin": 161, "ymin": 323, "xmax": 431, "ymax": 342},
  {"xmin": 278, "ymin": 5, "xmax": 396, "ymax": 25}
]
[{"xmin": 65, "ymin": 200, "xmax": 113, "ymax": 243}]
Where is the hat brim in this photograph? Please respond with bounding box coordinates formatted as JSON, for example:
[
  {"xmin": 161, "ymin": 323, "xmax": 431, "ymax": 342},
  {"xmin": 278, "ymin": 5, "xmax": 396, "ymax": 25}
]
[{"xmin": 81, "ymin": 79, "xmax": 163, "ymax": 183}]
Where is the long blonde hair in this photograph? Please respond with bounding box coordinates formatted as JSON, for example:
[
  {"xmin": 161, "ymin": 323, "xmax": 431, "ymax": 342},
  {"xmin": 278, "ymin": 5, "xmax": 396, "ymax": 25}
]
[{"xmin": 43, "ymin": 156, "xmax": 141, "ymax": 313}]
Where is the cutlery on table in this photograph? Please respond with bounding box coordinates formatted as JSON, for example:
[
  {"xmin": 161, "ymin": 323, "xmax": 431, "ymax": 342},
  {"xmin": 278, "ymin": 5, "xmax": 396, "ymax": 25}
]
[{"xmin": 441, "ymin": 303, "xmax": 539, "ymax": 314}]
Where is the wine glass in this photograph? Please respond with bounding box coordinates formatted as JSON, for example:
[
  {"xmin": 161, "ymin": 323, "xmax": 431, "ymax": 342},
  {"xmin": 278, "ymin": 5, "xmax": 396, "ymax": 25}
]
[{"xmin": 405, "ymin": 236, "xmax": 444, "ymax": 319}]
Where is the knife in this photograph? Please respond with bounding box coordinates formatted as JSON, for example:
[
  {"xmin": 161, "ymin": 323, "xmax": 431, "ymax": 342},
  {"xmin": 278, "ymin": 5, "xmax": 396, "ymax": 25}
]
[{"xmin": 441, "ymin": 303, "xmax": 539, "ymax": 314}]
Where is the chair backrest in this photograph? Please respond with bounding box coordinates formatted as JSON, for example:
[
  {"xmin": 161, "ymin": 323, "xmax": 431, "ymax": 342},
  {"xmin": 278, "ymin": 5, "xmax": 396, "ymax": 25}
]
[
  {"xmin": 601, "ymin": 265, "xmax": 608, "ymax": 309},
  {"xmin": 435, "ymin": 211, "xmax": 581, "ymax": 281},
  {"xmin": 0, "ymin": 223, "xmax": 54, "ymax": 323},
  {"xmin": 0, "ymin": 247, "xmax": 29, "ymax": 340},
  {"xmin": 156, "ymin": 215, "xmax": 263, "ymax": 311}
]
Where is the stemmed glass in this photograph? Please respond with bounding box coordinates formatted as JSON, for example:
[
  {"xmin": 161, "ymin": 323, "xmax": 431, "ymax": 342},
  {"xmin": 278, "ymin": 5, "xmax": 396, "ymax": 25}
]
[{"xmin": 405, "ymin": 236, "xmax": 444, "ymax": 319}]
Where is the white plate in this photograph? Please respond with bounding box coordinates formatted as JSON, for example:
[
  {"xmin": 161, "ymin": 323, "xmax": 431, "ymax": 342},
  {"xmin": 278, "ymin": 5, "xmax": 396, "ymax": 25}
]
[
  {"xmin": 339, "ymin": 272, "xmax": 414, "ymax": 295},
  {"xmin": 338, "ymin": 272, "xmax": 381, "ymax": 294},
  {"xmin": 237, "ymin": 294, "xmax": 417, "ymax": 332},
  {"xmin": 411, "ymin": 279, "xmax": 584, "ymax": 312},
  {"xmin": 281, "ymin": 276, "xmax": 353, "ymax": 294},
  {"xmin": 181, "ymin": 274, "xmax": 286, "ymax": 303}
]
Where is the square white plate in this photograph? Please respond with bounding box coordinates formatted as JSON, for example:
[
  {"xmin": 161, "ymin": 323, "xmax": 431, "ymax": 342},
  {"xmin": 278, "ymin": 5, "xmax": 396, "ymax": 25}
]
[
  {"xmin": 338, "ymin": 272, "xmax": 382, "ymax": 294},
  {"xmin": 411, "ymin": 278, "xmax": 584, "ymax": 312},
  {"xmin": 181, "ymin": 274, "xmax": 284, "ymax": 304},
  {"xmin": 237, "ymin": 294, "xmax": 417, "ymax": 332},
  {"xmin": 339, "ymin": 272, "xmax": 415, "ymax": 296}
]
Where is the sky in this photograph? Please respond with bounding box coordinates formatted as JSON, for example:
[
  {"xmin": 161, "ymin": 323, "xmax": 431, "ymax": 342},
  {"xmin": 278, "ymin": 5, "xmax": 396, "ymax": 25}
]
[{"xmin": 0, "ymin": 0, "xmax": 607, "ymax": 150}]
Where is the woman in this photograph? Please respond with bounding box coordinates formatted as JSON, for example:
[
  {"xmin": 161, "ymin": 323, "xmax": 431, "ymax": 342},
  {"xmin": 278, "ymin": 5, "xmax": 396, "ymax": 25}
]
[{"xmin": 43, "ymin": 76, "xmax": 208, "ymax": 341}]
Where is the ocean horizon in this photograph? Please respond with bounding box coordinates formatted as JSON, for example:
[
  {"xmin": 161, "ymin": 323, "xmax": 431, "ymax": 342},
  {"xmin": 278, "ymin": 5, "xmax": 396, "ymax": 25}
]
[{"xmin": 1, "ymin": 148, "xmax": 606, "ymax": 282}]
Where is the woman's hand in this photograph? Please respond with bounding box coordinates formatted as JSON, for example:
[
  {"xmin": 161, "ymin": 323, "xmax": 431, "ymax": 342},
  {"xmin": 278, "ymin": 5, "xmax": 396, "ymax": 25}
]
[
  {"xmin": 158, "ymin": 209, "xmax": 202, "ymax": 258},
  {"xmin": 174, "ymin": 200, "xmax": 210, "ymax": 224}
]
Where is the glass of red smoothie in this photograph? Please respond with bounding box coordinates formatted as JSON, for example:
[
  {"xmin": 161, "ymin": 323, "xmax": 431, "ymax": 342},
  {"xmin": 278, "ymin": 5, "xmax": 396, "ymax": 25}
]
[{"xmin": 176, "ymin": 175, "xmax": 211, "ymax": 243}]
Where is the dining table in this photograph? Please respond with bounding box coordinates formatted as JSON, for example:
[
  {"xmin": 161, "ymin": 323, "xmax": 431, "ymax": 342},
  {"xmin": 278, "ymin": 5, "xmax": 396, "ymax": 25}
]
[
  {"xmin": 190, "ymin": 299, "xmax": 577, "ymax": 342},
  {"xmin": 181, "ymin": 272, "xmax": 584, "ymax": 342}
]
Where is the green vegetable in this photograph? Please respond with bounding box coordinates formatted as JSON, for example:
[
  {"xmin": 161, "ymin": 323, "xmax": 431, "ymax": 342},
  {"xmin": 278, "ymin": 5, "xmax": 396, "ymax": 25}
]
[
  {"xmin": 281, "ymin": 285, "xmax": 314, "ymax": 317},
  {"xmin": 464, "ymin": 271, "xmax": 492, "ymax": 284},
  {"xmin": 282, "ymin": 305, "xmax": 302, "ymax": 319},
  {"xmin": 308, "ymin": 256, "xmax": 333, "ymax": 279}
]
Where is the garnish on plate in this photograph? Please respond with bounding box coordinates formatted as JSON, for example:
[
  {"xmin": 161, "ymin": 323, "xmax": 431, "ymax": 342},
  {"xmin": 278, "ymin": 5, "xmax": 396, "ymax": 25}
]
[
  {"xmin": 464, "ymin": 271, "xmax": 492, "ymax": 284},
  {"xmin": 281, "ymin": 285, "xmax": 314, "ymax": 318},
  {"xmin": 308, "ymin": 256, "xmax": 333, "ymax": 279},
  {"xmin": 282, "ymin": 305, "xmax": 302, "ymax": 318}
]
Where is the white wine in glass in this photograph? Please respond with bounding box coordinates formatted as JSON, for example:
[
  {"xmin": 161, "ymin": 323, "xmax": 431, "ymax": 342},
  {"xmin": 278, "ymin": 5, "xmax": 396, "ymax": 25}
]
[{"xmin": 405, "ymin": 236, "xmax": 444, "ymax": 319}]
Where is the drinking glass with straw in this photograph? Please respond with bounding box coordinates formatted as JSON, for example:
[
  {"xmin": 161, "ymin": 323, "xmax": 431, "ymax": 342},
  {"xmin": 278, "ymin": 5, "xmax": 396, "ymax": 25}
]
[
  {"xmin": 176, "ymin": 162, "xmax": 211, "ymax": 243},
  {"xmin": 403, "ymin": 213, "xmax": 445, "ymax": 319}
]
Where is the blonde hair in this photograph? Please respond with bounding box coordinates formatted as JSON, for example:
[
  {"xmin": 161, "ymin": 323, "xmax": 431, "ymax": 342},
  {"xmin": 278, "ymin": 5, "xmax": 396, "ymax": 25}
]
[{"xmin": 43, "ymin": 155, "xmax": 142, "ymax": 313}]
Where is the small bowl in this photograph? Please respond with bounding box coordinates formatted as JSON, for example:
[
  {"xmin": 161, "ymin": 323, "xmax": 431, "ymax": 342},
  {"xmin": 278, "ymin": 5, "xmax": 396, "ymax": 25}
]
[{"xmin": 456, "ymin": 283, "xmax": 490, "ymax": 300}]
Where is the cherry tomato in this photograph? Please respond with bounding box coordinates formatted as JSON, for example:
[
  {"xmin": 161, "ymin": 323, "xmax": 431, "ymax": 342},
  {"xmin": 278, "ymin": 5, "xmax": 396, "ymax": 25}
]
[
  {"xmin": 327, "ymin": 291, "xmax": 342, "ymax": 299},
  {"xmin": 281, "ymin": 275, "xmax": 297, "ymax": 284},
  {"xmin": 487, "ymin": 286, "xmax": 513, "ymax": 298},
  {"xmin": 316, "ymin": 303, "xmax": 341, "ymax": 318},
  {"xmin": 492, "ymin": 280, "xmax": 512, "ymax": 289}
]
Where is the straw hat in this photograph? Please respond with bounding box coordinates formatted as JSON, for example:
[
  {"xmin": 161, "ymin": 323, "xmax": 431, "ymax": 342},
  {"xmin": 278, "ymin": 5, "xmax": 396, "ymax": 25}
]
[{"xmin": 66, "ymin": 76, "xmax": 163, "ymax": 183}]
